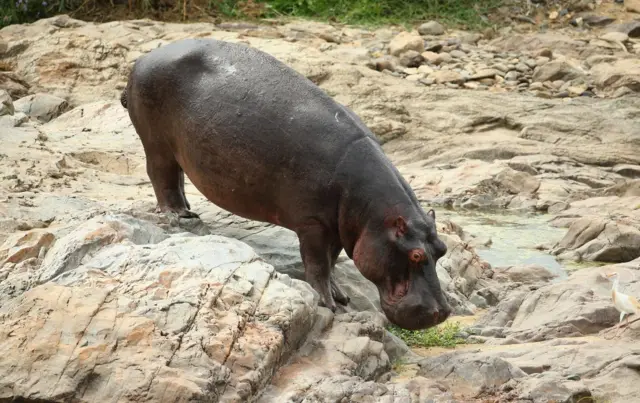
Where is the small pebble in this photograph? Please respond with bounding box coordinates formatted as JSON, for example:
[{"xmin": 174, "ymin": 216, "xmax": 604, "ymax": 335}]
[
  {"xmin": 505, "ymin": 71, "xmax": 520, "ymax": 81},
  {"xmin": 493, "ymin": 63, "xmax": 510, "ymax": 73}
]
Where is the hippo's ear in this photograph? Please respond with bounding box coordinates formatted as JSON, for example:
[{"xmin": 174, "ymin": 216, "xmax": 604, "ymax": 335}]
[
  {"xmin": 393, "ymin": 216, "xmax": 408, "ymax": 238},
  {"xmin": 427, "ymin": 209, "xmax": 436, "ymax": 221}
]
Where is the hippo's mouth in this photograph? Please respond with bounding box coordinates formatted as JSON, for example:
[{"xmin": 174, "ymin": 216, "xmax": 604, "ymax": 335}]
[{"xmin": 381, "ymin": 273, "xmax": 410, "ymax": 306}]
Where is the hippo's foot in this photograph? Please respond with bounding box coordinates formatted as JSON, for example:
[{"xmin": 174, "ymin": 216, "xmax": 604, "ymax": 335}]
[
  {"xmin": 178, "ymin": 209, "xmax": 200, "ymax": 219},
  {"xmin": 307, "ymin": 275, "xmax": 337, "ymax": 313},
  {"xmin": 154, "ymin": 204, "xmax": 200, "ymax": 219},
  {"xmin": 330, "ymin": 276, "xmax": 350, "ymax": 306},
  {"xmin": 307, "ymin": 276, "xmax": 350, "ymax": 312}
]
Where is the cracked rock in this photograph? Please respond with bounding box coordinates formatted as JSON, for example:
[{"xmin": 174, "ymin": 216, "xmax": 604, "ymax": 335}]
[{"xmin": 0, "ymin": 214, "xmax": 407, "ymax": 402}]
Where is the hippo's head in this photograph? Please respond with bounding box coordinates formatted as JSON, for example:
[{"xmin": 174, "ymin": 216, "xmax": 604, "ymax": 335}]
[{"xmin": 353, "ymin": 208, "xmax": 451, "ymax": 330}]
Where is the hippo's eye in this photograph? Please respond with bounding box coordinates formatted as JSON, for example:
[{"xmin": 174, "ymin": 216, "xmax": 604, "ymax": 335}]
[{"xmin": 409, "ymin": 248, "xmax": 426, "ymax": 263}]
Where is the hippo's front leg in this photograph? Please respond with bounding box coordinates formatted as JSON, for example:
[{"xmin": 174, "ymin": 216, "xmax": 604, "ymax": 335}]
[{"xmin": 297, "ymin": 225, "xmax": 341, "ymax": 312}]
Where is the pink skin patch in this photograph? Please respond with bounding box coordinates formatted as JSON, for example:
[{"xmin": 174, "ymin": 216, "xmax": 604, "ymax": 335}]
[
  {"xmin": 385, "ymin": 277, "xmax": 409, "ymax": 305},
  {"xmin": 354, "ymin": 215, "xmax": 426, "ymax": 307}
]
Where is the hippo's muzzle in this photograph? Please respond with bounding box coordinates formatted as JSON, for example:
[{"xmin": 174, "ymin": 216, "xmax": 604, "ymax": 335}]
[{"xmin": 378, "ymin": 261, "xmax": 451, "ymax": 331}]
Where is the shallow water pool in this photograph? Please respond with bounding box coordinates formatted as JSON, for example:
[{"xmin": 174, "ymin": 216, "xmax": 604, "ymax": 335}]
[{"xmin": 438, "ymin": 209, "xmax": 569, "ymax": 278}]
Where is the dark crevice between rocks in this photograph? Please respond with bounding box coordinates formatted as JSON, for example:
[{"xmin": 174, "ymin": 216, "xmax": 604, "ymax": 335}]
[
  {"xmin": 77, "ymin": 295, "xmax": 123, "ymax": 401},
  {"xmin": 163, "ymin": 254, "xmax": 269, "ymax": 399},
  {"xmin": 465, "ymin": 115, "xmax": 524, "ymax": 134},
  {"xmin": 219, "ymin": 269, "xmax": 281, "ymax": 399},
  {"xmin": 164, "ymin": 284, "xmax": 211, "ymax": 367},
  {"xmin": 565, "ymin": 175, "xmax": 610, "ymax": 189},
  {"xmin": 463, "ymin": 148, "xmax": 522, "ymax": 162},
  {"xmin": 306, "ymin": 70, "xmax": 331, "ymax": 86},
  {"xmin": 584, "ymin": 353, "xmax": 639, "ymax": 379}
]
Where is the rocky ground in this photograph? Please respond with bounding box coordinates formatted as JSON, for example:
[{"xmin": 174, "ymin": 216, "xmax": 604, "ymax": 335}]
[{"xmin": 1, "ymin": 2, "xmax": 640, "ymax": 402}]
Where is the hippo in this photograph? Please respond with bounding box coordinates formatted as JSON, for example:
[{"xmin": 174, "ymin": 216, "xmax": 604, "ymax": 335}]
[{"xmin": 120, "ymin": 38, "xmax": 451, "ymax": 330}]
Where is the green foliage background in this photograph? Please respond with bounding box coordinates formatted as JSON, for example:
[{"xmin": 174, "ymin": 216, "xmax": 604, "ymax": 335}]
[
  {"xmin": 1, "ymin": 0, "xmax": 501, "ymax": 29},
  {"xmin": 258, "ymin": 0, "xmax": 500, "ymax": 26}
]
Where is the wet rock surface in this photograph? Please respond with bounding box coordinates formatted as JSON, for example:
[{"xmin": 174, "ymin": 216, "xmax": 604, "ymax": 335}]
[{"xmin": 1, "ymin": 10, "xmax": 640, "ymax": 403}]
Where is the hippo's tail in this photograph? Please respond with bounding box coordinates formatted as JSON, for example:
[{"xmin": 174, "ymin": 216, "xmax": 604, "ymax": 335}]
[{"xmin": 120, "ymin": 86, "xmax": 128, "ymax": 109}]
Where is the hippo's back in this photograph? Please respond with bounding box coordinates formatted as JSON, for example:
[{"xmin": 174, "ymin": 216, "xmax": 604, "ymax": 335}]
[{"xmin": 128, "ymin": 38, "xmax": 369, "ymax": 144}]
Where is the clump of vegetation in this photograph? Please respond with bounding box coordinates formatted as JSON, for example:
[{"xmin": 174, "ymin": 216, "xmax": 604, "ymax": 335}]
[
  {"xmin": 258, "ymin": 0, "xmax": 501, "ymax": 28},
  {"xmin": 1, "ymin": 0, "xmax": 502, "ymax": 29},
  {"xmin": 388, "ymin": 320, "xmax": 467, "ymax": 348},
  {"xmin": 1, "ymin": 0, "xmax": 51, "ymax": 27}
]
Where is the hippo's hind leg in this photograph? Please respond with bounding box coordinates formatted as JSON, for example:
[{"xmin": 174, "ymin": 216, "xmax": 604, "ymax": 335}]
[
  {"xmin": 138, "ymin": 136, "xmax": 198, "ymax": 219},
  {"xmin": 149, "ymin": 158, "xmax": 199, "ymax": 219}
]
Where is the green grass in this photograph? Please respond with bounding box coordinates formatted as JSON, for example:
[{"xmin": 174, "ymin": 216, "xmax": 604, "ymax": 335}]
[
  {"xmin": 1, "ymin": 0, "xmax": 503, "ymax": 29},
  {"xmin": 259, "ymin": 0, "xmax": 502, "ymax": 28},
  {"xmin": 388, "ymin": 320, "xmax": 467, "ymax": 349}
]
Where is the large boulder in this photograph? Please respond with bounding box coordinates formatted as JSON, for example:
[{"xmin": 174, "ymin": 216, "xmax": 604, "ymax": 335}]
[
  {"xmin": 13, "ymin": 93, "xmax": 69, "ymax": 123},
  {"xmin": 551, "ymin": 217, "xmax": 640, "ymax": 263},
  {"xmin": 504, "ymin": 283, "xmax": 619, "ymax": 342},
  {"xmin": 471, "ymin": 279, "xmax": 620, "ymax": 343},
  {"xmin": 0, "ymin": 214, "xmax": 408, "ymax": 402}
]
